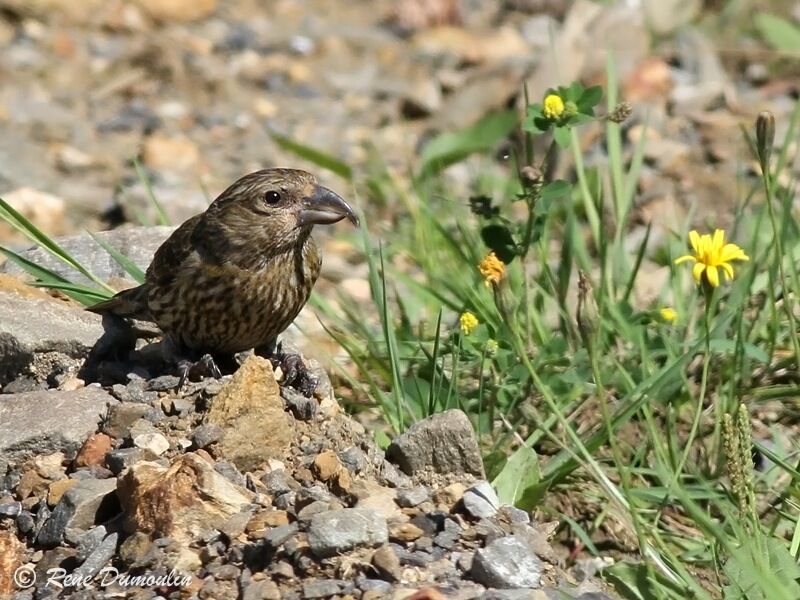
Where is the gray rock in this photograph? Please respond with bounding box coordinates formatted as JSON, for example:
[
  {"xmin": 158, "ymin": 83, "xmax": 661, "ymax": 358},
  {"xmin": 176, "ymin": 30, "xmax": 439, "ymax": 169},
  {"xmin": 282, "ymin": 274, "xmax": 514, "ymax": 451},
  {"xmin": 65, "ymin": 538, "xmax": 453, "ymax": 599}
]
[
  {"xmin": 307, "ymin": 508, "xmax": 388, "ymax": 558},
  {"xmin": 192, "ymin": 423, "xmax": 223, "ymax": 448},
  {"xmin": 386, "ymin": 409, "xmax": 484, "ymax": 477},
  {"xmin": 338, "ymin": 446, "xmax": 367, "ymax": 473},
  {"xmin": 75, "ymin": 531, "xmax": 118, "ymax": 579},
  {"xmin": 281, "ymin": 386, "xmax": 317, "ymax": 420},
  {"xmin": 0, "ymin": 500, "xmax": 22, "ymax": 517},
  {"xmin": 471, "ymin": 536, "xmax": 544, "ymax": 589},
  {"xmin": 303, "ymin": 579, "xmax": 345, "ymax": 598},
  {"xmin": 396, "ymin": 485, "xmax": 431, "ymax": 508},
  {"xmin": 463, "ymin": 481, "xmax": 501, "ymax": 519},
  {"xmin": 36, "ymin": 477, "xmax": 118, "ymax": 546},
  {"xmin": 105, "ymin": 448, "xmax": 145, "ymax": 474},
  {"xmin": 371, "ymin": 544, "xmax": 402, "ymax": 582},
  {"xmin": 1, "ymin": 226, "xmax": 174, "ymax": 286},
  {"xmin": 76, "ymin": 525, "xmax": 107, "ymax": 562},
  {"xmin": 0, "ymin": 387, "xmax": 116, "ymax": 472},
  {"xmin": 0, "ymin": 290, "xmax": 104, "ymax": 384},
  {"xmin": 103, "ymin": 402, "xmax": 155, "ymax": 439},
  {"xmin": 260, "ymin": 469, "xmax": 300, "ymax": 495},
  {"xmin": 498, "ymin": 505, "xmax": 530, "ymax": 524},
  {"xmin": 265, "ymin": 523, "xmax": 299, "ymax": 548}
]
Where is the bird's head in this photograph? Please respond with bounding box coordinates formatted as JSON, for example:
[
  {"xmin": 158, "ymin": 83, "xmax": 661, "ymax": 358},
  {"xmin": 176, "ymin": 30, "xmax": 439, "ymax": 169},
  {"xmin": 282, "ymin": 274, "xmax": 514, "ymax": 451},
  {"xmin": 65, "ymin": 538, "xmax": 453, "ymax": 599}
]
[{"xmin": 204, "ymin": 168, "xmax": 358, "ymax": 251}]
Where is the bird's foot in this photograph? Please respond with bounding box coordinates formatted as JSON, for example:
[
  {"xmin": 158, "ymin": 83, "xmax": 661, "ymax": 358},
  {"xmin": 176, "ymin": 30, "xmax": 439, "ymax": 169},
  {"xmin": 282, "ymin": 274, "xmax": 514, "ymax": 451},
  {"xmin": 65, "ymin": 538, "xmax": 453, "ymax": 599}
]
[
  {"xmin": 257, "ymin": 342, "xmax": 318, "ymax": 397},
  {"xmin": 279, "ymin": 352, "xmax": 318, "ymax": 397},
  {"xmin": 176, "ymin": 354, "xmax": 223, "ymax": 388}
]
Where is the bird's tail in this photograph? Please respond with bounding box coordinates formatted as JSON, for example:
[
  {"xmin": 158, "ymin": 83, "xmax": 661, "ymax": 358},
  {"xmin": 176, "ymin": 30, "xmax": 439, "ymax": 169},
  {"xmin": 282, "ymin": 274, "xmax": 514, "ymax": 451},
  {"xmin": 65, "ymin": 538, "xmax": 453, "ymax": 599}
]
[{"xmin": 87, "ymin": 284, "xmax": 152, "ymax": 321}]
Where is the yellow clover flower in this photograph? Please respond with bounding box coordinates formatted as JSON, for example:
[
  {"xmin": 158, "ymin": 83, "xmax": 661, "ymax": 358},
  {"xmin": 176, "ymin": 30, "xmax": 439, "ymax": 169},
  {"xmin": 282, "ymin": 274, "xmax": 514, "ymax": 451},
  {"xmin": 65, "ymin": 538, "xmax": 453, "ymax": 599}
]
[
  {"xmin": 478, "ymin": 252, "xmax": 505, "ymax": 287},
  {"xmin": 459, "ymin": 311, "xmax": 479, "ymax": 335},
  {"xmin": 659, "ymin": 307, "xmax": 677, "ymax": 323},
  {"xmin": 674, "ymin": 229, "xmax": 749, "ymax": 288},
  {"xmin": 543, "ymin": 94, "xmax": 565, "ymax": 120}
]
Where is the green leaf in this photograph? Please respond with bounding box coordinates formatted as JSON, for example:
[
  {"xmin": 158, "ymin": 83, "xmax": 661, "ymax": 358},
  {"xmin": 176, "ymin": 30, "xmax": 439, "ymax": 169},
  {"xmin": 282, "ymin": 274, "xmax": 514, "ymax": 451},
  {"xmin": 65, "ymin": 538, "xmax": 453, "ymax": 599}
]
[
  {"xmin": 492, "ymin": 443, "xmax": 541, "ymax": 508},
  {"xmin": 419, "ymin": 110, "xmax": 519, "ymax": 179},
  {"xmin": 480, "ymin": 224, "xmax": 517, "ymax": 263},
  {"xmin": 578, "ymin": 85, "xmax": 603, "ymax": 110},
  {"xmin": 541, "ymin": 180, "xmax": 572, "ymax": 201},
  {"xmin": 553, "ymin": 126, "xmax": 572, "ymax": 148},
  {"xmin": 755, "ymin": 13, "xmax": 800, "ymax": 52},
  {"xmin": 270, "ymin": 133, "xmax": 353, "ymax": 181}
]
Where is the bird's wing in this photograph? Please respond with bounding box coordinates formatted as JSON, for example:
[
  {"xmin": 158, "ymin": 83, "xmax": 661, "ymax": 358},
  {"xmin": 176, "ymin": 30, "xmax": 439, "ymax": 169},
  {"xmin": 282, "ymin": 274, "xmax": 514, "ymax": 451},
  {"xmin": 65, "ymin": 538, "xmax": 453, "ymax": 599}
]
[{"xmin": 146, "ymin": 214, "xmax": 204, "ymax": 286}]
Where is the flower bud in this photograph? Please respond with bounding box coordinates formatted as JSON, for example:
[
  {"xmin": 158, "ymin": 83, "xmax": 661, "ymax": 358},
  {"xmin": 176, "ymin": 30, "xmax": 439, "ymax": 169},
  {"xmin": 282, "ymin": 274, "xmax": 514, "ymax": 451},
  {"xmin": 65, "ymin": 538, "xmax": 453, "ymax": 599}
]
[{"xmin": 756, "ymin": 111, "xmax": 775, "ymax": 168}]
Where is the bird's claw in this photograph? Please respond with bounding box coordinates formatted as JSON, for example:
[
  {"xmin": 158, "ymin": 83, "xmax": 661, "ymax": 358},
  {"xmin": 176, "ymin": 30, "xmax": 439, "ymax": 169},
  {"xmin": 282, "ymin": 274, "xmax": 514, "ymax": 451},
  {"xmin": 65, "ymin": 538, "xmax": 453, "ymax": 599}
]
[
  {"xmin": 177, "ymin": 353, "xmax": 222, "ymax": 387},
  {"xmin": 259, "ymin": 342, "xmax": 318, "ymax": 397},
  {"xmin": 279, "ymin": 353, "xmax": 318, "ymax": 397}
]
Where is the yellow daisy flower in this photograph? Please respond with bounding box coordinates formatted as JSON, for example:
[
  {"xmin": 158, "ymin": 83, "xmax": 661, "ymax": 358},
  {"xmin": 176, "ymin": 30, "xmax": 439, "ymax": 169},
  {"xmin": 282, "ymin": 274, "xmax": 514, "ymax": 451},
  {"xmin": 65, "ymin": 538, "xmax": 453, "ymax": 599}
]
[
  {"xmin": 674, "ymin": 229, "xmax": 749, "ymax": 288},
  {"xmin": 659, "ymin": 307, "xmax": 677, "ymax": 323},
  {"xmin": 543, "ymin": 94, "xmax": 565, "ymax": 120},
  {"xmin": 478, "ymin": 252, "xmax": 505, "ymax": 287},
  {"xmin": 459, "ymin": 311, "xmax": 479, "ymax": 335}
]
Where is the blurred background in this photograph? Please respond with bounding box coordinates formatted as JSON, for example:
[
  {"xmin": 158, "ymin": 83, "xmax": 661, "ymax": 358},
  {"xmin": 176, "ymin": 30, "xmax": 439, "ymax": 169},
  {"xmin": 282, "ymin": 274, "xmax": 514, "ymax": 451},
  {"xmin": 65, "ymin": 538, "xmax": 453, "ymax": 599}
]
[{"xmin": 0, "ymin": 0, "xmax": 797, "ymax": 353}]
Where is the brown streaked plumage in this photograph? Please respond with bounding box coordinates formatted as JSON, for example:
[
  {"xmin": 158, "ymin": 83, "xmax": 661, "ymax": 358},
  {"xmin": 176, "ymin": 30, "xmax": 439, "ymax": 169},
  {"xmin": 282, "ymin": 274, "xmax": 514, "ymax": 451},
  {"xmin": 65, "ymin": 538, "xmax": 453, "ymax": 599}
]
[{"xmin": 88, "ymin": 168, "xmax": 358, "ymax": 359}]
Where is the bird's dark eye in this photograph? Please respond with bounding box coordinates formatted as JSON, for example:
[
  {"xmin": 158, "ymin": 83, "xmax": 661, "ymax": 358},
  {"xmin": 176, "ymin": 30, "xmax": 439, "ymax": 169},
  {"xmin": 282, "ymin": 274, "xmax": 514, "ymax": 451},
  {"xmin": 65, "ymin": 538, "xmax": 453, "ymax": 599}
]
[{"xmin": 265, "ymin": 191, "xmax": 281, "ymax": 205}]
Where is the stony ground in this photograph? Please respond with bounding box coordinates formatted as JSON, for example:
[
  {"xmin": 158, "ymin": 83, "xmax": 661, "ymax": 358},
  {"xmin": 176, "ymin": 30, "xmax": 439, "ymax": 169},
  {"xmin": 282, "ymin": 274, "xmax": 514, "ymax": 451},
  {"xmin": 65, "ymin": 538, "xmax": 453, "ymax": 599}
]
[
  {"xmin": 0, "ymin": 0, "xmax": 797, "ymax": 598},
  {"xmin": 0, "ymin": 274, "xmax": 614, "ymax": 599}
]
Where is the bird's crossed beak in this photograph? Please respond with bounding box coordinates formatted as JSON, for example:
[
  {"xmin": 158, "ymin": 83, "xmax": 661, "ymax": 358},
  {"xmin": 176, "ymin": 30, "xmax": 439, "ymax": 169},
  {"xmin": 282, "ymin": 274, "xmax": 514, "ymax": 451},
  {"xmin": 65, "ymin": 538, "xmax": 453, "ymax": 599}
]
[{"xmin": 299, "ymin": 185, "xmax": 359, "ymax": 228}]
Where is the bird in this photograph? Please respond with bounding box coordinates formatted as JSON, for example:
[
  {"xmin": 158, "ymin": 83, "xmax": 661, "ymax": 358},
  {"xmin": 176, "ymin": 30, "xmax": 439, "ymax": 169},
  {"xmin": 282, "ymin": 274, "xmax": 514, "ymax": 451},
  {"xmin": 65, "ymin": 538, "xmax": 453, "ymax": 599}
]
[{"xmin": 86, "ymin": 168, "xmax": 358, "ymax": 390}]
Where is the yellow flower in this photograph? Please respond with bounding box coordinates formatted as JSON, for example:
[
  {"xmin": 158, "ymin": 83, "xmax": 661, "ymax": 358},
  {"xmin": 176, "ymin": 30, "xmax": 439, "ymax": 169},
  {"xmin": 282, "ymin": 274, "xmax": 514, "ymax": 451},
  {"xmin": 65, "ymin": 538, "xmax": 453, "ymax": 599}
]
[
  {"xmin": 674, "ymin": 229, "xmax": 749, "ymax": 288},
  {"xmin": 486, "ymin": 339, "xmax": 499, "ymax": 355},
  {"xmin": 460, "ymin": 311, "xmax": 479, "ymax": 335},
  {"xmin": 543, "ymin": 94, "xmax": 565, "ymax": 119},
  {"xmin": 659, "ymin": 307, "xmax": 677, "ymax": 323},
  {"xmin": 478, "ymin": 252, "xmax": 505, "ymax": 287}
]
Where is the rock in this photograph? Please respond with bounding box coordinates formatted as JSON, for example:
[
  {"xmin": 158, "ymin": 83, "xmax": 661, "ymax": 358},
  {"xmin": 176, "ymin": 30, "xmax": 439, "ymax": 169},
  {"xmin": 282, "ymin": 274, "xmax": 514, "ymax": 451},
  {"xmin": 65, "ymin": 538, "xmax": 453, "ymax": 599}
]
[
  {"xmin": 191, "ymin": 423, "xmax": 223, "ymax": 448},
  {"xmin": 37, "ymin": 477, "xmax": 119, "ymax": 546},
  {"xmin": 76, "ymin": 525, "xmax": 106, "ymax": 562},
  {"xmin": 244, "ymin": 579, "xmax": 282, "ymax": 600},
  {"xmin": 389, "ymin": 522, "xmax": 425, "ymax": 543},
  {"xmin": 0, "ymin": 529, "xmax": 24, "ymax": 597},
  {"xmin": 313, "ymin": 450, "xmax": 342, "ymax": 482},
  {"xmin": 281, "ymin": 386, "xmax": 318, "ymax": 420},
  {"xmin": 74, "ymin": 531, "xmax": 118, "ymax": 579},
  {"xmin": 132, "ymin": 0, "xmax": 216, "ymax": 22},
  {"xmin": 386, "ymin": 409, "xmax": 484, "ymax": 477},
  {"xmin": 462, "ymin": 481, "xmax": 500, "ymax": 519},
  {"xmin": 307, "ymin": 508, "xmax": 389, "ymax": 558},
  {"xmin": 105, "ymin": 448, "xmax": 145, "ymax": 474},
  {"xmin": 303, "ymin": 579, "xmax": 346, "ymax": 598},
  {"xmin": 48, "ymin": 478, "xmax": 78, "ymax": 506},
  {"xmin": 354, "ymin": 482, "xmax": 401, "ymax": 520},
  {"xmin": 133, "ymin": 432, "xmax": 170, "ymax": 456},
  {"xmin": 396, "ymin": 486, "xmax": 431, "ymax": 508},
  {"xmin": 74, "ymin": 433, "xmax": 114, "ymax": 468},
  {"xmin": 0, "ymin": 187, "xmax": 66, "ymax": 239},
  {"xmin": 371, "ymin": 545, "xmax": 402, "ymax": 582},
  {"xmin": 1, "ymin": 227, "xmax": 175, "ymax": 287},
  {"xmin": 118, "ymin": 453, "xmax": 254, "ymax": 544},
  {"xmin": 0, "ymin": 288, "xmax": 104, "ymax": 385},
  {"xmin": 0, "ymin": 387, "xmax": 115, "ymax": 473},
  {"xmin": 206, "ymin": 356, "xmax": 294, "ymax": 471},
  {"xmin": 103, "ymin": 403, "xmax": 156, "ymax": 439},
  {"xmin": 470, "ymin": 536, "xmax": 544, "ymax": 589}
]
